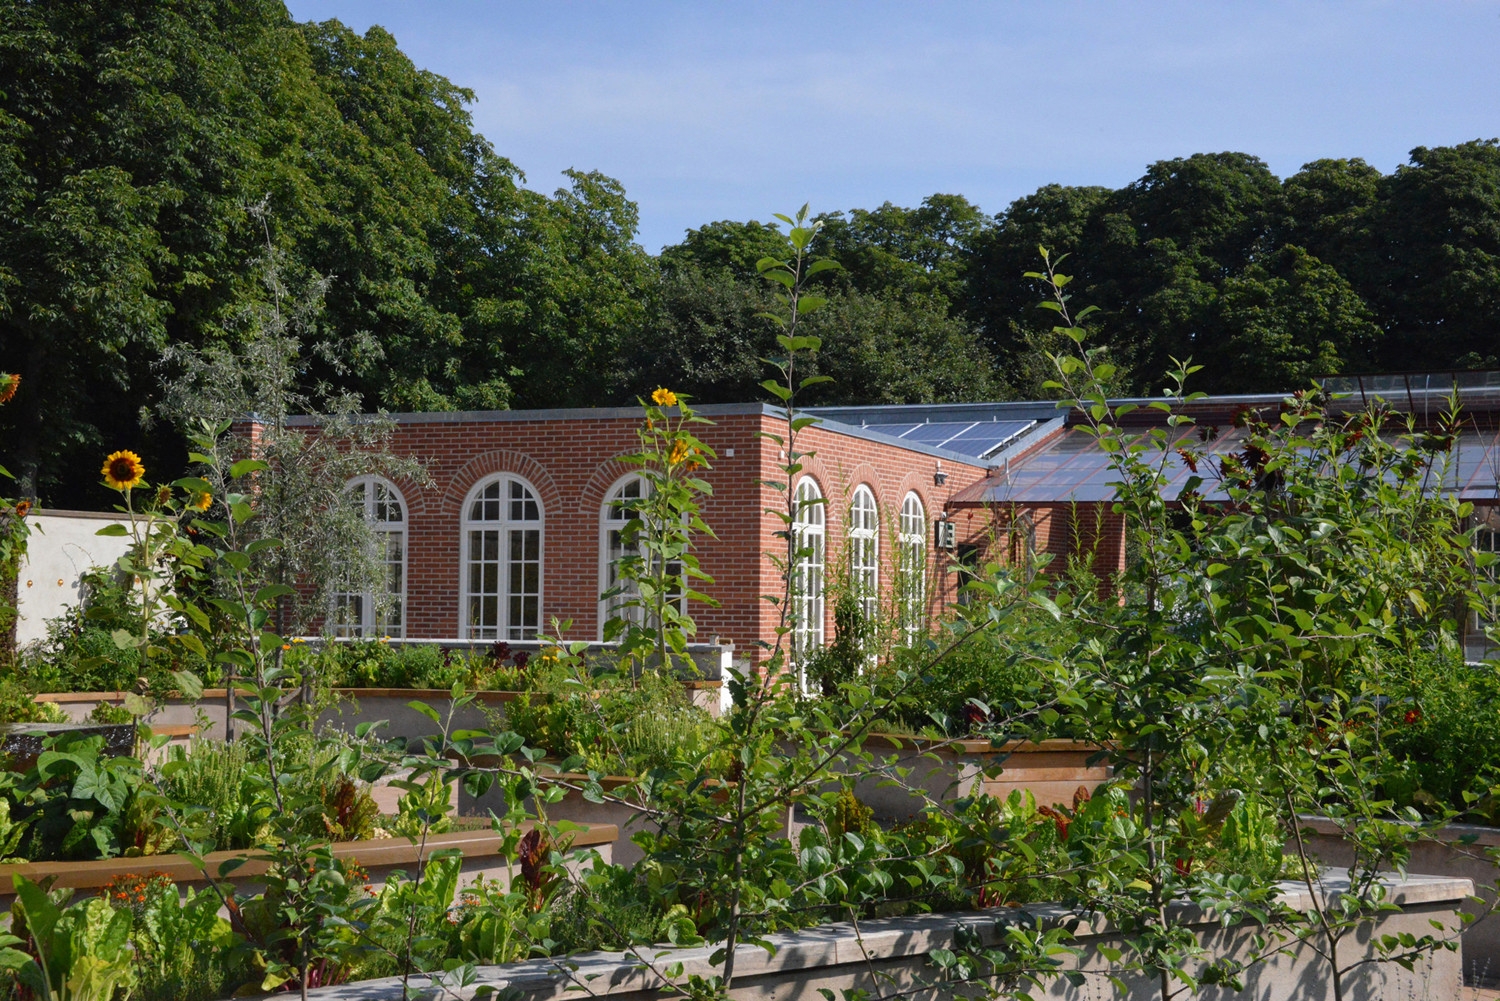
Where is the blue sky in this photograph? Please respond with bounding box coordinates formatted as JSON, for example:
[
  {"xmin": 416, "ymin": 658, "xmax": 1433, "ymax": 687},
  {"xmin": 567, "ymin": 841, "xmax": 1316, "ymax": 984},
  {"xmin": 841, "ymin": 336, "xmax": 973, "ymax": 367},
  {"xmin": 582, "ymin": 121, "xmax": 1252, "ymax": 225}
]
[{"xmin": 283, "ymin": 1, "xmax": 1500, "ymax": 253}]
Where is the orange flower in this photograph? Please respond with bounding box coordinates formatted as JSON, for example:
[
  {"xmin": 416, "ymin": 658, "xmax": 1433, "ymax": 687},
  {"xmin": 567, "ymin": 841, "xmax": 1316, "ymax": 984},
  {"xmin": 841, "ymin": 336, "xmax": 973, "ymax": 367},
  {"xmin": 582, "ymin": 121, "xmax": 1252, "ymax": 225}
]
[
  {"xmin": 0, "ymin": 373, "xmax": 18, "ymax": 405},
  {"xmin": 651, "ymin": 388, "xmax": 678, "ymax": 408},
  {"xmin": 13, "ymin": 500, "xmax": 30, "ymax": 518},
  {"xmin": 668, "ymin": 440, "xmax": 691, "ymax": 466},
  {"xmin": 101, "ymin": 450, "xmax": 145, "ymax": 491}
]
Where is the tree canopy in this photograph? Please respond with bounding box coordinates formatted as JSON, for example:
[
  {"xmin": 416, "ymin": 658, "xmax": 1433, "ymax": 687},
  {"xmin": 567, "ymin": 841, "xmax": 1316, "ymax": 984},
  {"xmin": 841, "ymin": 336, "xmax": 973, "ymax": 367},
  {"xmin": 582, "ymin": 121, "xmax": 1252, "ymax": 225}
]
[{"xmin": 3, "ymin": 0, "xmax": 1497, "ymax": 505}]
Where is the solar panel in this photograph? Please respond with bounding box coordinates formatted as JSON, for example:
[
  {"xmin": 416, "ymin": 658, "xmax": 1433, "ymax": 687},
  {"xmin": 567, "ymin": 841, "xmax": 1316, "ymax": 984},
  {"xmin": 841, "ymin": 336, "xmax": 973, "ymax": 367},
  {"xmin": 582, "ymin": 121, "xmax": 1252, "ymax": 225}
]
[
  {"xmin": 863, "ymin": 423, "xmax": 921, "ymax": 440},
  {"xmin": 898, "ymin": 422, "xmax": 979, "ymax": 447},
  {"xmin": 852, "ymin": 417, "xmax": 1039, "ymax": 459},
  {"xmin": 940, "ymin": 420, "xmax": 1036, "ymax": 458}
]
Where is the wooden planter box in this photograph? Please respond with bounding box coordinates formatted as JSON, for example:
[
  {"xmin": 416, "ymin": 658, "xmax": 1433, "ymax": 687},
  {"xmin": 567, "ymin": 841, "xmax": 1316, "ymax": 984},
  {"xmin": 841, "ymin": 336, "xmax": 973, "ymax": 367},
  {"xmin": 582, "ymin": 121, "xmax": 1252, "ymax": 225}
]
[
  {"xmin": 0, "ymin": 823, "xmax": 617, "ymax": 915},
  {"xmin": 38, "ymin": 681, "xmax": 725, "ymax": 743},
  {"xmin": 1298, "ymin": 814, "xmax": 1500, "ymax": 982},
  {"xmin": 288, "ymin": 870, "xmax": 1472, "ymax": 1001},
  {"xmin": 794, "ymin": 733, "xmax": 1111, "ymax": 822}
]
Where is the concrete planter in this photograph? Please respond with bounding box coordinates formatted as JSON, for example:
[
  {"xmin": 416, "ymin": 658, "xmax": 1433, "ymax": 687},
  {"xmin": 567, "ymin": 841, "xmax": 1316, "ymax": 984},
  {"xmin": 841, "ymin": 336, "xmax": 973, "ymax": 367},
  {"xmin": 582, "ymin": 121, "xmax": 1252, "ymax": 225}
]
[
  {"xmin": 457, "ymin": 766, "xmax": 796, "ymax": 869},
  {"xmin": 0, "ymin": 823, "xmax": 617, "ymax": 915},
  {"xmin": 289, "ymin": 870, "xmax": 1471, "ymax": 1001},
  {"xmin": 1298, "ymin": 814, "xmax": 1500, "ymax": 981},
  {"xmin": 37, "ymin": 680, "xmax": 725, "ymax": 743},
  {"xmin": 806, "ymin": 733, "xmax": 1111, "ymax": 821}
]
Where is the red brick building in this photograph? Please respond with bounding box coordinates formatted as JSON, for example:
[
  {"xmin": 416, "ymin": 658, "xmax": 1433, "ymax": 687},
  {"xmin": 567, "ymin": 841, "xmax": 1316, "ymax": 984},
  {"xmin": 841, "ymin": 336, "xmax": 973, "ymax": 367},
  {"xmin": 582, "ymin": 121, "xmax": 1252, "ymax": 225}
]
[
  {"xmin": 284, "ymin": 403, "xmax": 1049, "ymax": 666},
  {"xmin": 278, "ymin": 372, "xmax": 1500, "ymax": 667}
]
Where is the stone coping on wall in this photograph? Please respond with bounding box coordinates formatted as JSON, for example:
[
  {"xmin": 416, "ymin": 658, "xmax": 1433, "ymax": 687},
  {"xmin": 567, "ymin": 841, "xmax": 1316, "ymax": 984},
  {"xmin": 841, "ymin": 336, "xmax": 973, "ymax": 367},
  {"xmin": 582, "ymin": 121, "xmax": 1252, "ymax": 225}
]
[
  {"xmin": 1298, "ymin": 813, "xmax": 1500, "ymax": 847},
  {"xmin": 0, "ymin": 823, "xmax": 618, "ymax": 895},
  {"xmin": 282, "ymin": 870, "xmax": 1474, "ymax": 1001},
  {"xmin": 852, "ymin": 733, "xmax": 1101, "ymax": 757},
  {"xmin": 36, "ymin": 682, "xmax": 723, "ymax": 704}
]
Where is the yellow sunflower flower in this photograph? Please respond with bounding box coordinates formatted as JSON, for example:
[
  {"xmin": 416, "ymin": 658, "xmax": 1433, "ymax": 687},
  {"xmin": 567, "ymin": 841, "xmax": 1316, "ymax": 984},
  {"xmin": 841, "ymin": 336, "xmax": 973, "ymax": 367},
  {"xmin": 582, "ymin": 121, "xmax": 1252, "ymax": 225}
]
[
  {"xmin": 668, "ymin": 440, "xmax": 692, "ymax": 466},
  {"xmin": 190, "ymin": 490, "xmax": 212, "ymax": 511},
  {"xmin": 101, "ymin": 450, "xmax": 146, "ymax": 491},
  {"xmin": 0, "ymin": 374, "xmax": 18, "ymax": 405},
  {"xmin": 651, "ymin": 388, "xmax": 678, "ymax": 408}
]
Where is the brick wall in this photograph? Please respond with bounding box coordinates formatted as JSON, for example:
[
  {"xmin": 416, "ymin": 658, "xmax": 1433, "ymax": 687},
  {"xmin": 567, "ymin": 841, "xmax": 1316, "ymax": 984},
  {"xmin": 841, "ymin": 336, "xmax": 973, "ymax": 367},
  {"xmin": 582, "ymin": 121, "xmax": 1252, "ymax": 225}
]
[{"xmin": 307, "ymin": 408, "xmax": 995, "ymax": 662}]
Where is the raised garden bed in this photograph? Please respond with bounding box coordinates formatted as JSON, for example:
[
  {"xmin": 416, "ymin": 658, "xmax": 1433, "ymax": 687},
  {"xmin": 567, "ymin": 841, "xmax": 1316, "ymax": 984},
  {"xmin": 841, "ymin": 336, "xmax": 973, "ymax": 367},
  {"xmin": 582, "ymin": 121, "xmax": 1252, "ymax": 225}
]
[
  {"xmin": 1297, "ymin": 814, "xmax": 1500, "ymax": 982},
  {"xmin": 456, "ymin": 766, "xmax": 796, "ymax": 868},
  {"xmin": 0, "ymin": 822, "xmax": 618, "ymax": 915},
  {"xmin": 37, "ymin": 681, "xmax": 726, "ymax": 742},
  {"xmin": 0, "ymin": 720, "xmax": 136, "ymax": 769},
  {"xmin": 795, "ymin": 734, "xmax": 1111, "ymax": 821},
  {"xmin": 281, "ymin": 870, "xmax": 1473, "ymax": 1001}
]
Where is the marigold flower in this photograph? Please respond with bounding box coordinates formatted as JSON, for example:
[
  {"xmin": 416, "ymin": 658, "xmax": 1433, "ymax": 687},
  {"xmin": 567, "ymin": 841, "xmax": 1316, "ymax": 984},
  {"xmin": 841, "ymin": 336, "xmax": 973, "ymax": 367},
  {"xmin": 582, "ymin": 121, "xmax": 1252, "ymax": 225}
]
[
  {"xmin": 190, "ymin": 490, "xmax": 212, "ymax": 511},
  {"xmin": 1403, "ymin": 708, "xmax": 1421, "ymax": 725},
  {"xmin": 13, "ymin": 500, "xmax": 30, "ymax": 518},
  {"xmin": 651, "ymin": 388, "xmax": 678, "ymax": 408},
  {"xmin": 0, "ymin": 373, "xmax": 18, "ymax": 405},
  {"xmin": 101, "ymin": 450, "xmax": 146, "ymax": 491}
]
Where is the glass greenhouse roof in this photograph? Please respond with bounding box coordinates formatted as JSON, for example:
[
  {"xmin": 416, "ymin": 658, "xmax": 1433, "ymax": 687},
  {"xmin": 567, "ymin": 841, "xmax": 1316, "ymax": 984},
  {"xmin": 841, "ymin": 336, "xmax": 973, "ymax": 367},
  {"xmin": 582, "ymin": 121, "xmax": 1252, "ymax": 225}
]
[{"xmin": 951, "ymin": 425, "xmax": 1500, "ymax": 505}]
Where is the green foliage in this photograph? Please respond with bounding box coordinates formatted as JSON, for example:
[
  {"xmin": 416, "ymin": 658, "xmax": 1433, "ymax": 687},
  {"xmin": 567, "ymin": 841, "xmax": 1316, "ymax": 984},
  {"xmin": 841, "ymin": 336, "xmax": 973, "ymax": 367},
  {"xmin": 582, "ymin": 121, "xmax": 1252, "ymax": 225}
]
[
  {"xmin": 0, "ymin": 879, "xmax": 136, "ymax": 1001},
  {"xmin": 1377, "ymin": 650, "xmax": 1500, "ymax": 823},
  {"xmin": 313, "ymin": 639, "xmax": 540, "ymax": 691},
  {"xmin": 804, "ymin": 590, "xmax": 867, "ymax": 698},
  {"xmin": 120, "ymin": 883, "xmax": 240, "ymax": 1001},
  {"xmin": 5, "ymin": 735, "xmax": 172, "ymax": 861},
  {"xmin": 0, "ymin": 677, "xmax": 68, "ymax": 724},
  {"xmin": 85, "ymin": 702, "xmax": 134, "ymax": 726}
]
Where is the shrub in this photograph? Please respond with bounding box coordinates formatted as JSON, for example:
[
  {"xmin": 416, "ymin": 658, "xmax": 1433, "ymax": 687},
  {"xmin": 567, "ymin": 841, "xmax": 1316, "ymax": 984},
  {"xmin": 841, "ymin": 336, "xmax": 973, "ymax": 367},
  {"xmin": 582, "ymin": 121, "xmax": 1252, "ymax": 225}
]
[{"xmin": 0, "ymin": 676, "xmax": 68, "ymax": 724}]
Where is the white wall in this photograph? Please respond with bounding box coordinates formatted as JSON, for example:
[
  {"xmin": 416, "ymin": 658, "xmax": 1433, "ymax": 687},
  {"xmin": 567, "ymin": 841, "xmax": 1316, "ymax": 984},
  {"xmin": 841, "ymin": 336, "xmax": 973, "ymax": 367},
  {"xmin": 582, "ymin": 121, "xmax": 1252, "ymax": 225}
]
[{"xmin": 14, "ymin": 509, "xmax": 132, "ymax": 647}]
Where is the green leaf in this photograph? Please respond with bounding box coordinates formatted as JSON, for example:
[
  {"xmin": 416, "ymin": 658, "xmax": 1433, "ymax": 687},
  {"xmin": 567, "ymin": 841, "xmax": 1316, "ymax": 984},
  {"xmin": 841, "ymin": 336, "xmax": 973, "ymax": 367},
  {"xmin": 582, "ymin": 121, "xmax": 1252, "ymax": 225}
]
[
  {"xmin": 94, "ymin": 524, "xmax": 129, "ymax": 537},
  {"xmin": 229, "ymin": 458, "xmax": 269, "ymax": 478},
  {"xmin": 173, "ymin": 670, "xmax": 205, "ymax": 700}
]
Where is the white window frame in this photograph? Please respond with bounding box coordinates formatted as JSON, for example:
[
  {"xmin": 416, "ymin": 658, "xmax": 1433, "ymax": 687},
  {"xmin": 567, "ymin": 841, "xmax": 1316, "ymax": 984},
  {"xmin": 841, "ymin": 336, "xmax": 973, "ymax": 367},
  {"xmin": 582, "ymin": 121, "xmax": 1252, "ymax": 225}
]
[
  {"xmin": 330, "ymin": 476, "xmax": 407, "ymax": 638},
  {"xmin": 793, "ymin": 478, "xmax": 826, "ymax": 665},
  {"xmin": 1470, "ymin": 513, "xmax": 1500, "ymax": 660},
  {"xmin": 849, "ymin": 485, "xmax": 879, "ymax": 626},
  {"xmin": 460, "ymin": 474, "xmax": 544, "ymax": 640},
  {"xmin": 598, "ymin": 473, "xmax": 686, "ymax": 639},
  {"xmin": 898, "ymin": 492, "xmax": 927, "ymax": 643}
]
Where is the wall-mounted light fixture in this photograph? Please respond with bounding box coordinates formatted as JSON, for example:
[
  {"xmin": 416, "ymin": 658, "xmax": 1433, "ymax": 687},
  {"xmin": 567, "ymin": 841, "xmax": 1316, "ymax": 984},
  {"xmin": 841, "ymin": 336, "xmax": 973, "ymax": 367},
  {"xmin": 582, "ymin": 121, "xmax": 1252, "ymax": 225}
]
[{"xmin": 933, "ymin": 460, "xmax": 947, "ymax": 486}]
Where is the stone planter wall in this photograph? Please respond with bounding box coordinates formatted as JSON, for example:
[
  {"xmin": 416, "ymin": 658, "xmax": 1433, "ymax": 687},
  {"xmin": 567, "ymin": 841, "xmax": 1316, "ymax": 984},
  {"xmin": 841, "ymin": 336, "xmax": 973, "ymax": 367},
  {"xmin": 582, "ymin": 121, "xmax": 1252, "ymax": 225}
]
[
  {"xmin": 37, "ymin": 680, "xmax": 725, "ymax": 743},
  {"xmin": 1298, "ymin": 815, "xmax": 1500, "ymax": 982},
  {"xmin": 0, "ymin": 823, "xmax": 617, "ymax": 916},
  {"xmin": 807, "ymin": 734, "xmax": 1111, "ymax": 821},
  {"xmin": 457, "ymin": 768, "xmax": 795, "ymax": 869},
  {"xmin": 289, "ymin": 871, "xmax": 1472, "ymax": 1001}
]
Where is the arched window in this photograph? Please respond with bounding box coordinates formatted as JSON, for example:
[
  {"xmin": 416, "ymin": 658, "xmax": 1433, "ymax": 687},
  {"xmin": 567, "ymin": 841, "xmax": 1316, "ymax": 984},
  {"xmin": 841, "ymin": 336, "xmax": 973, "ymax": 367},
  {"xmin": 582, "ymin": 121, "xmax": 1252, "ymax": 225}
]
[
  {"xmin": 793, "ymin": 478, "xmax": 825, "ymax": 661},
  {"xmin": 599, "ymin": 474, "xmax": 685, "ymax": 638},
  {"xmin": 461, "ymin": 475, "xmax": 543, "ymax": 640},
  {"xmin": 898, "ymin": 492, "xmax": 927, "ymax": 643},
  {"xmin": 331, "ymin": 477, "xmax": 407, "ymax": 638},
  {"xmin": 848, "ymin": 485, "xmax": 879, "ymax": 625}
]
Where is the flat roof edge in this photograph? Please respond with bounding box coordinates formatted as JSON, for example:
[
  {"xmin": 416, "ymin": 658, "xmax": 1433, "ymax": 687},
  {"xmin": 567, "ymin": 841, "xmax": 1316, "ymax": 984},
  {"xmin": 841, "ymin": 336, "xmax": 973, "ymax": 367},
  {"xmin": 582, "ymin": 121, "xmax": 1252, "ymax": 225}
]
[{"xmin": 284, "ymin": 402, "xmax": 779, "ymax": 426}]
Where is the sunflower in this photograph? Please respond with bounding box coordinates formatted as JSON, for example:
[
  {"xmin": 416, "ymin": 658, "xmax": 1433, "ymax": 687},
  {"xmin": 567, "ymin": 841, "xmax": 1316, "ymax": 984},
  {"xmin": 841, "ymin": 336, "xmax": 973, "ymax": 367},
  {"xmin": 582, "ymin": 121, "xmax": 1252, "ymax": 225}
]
[
  {"xmin": 101, "ymin": 450, "xmax": 146, "ymax": 491},
  {"xmin": 651, "ymin": 387, "xmax": 678, "ymax": 408},
  {"xmin": 0, "ymin": 374, "xmax": 18, "ymax": 405},
  {"xmin": 667, "ymin": 439, "xmax": 692, "ymax": 466},
  {"xmin": 154, "ymin": 485, "xmax": 173, "ymax": 507},
  {"xmin": 190, "ymin": 490, "xmax": 212, "ymax": 511}
]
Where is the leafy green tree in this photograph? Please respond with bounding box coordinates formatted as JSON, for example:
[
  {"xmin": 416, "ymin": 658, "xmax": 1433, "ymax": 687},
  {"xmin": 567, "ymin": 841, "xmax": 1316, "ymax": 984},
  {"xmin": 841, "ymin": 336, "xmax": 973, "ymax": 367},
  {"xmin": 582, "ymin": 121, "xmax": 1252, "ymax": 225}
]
[
  {"xmin": 1207, "ymin": 245, "xmax": 1382, "ymax": 392},
  {"xmin": 1361, "ymin": 140, "xmax": 1500, "ymax": 369},
  {"xmin": 0, "ymin": 0, "xmax": 298, "ymax": 498}
]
